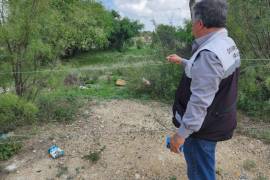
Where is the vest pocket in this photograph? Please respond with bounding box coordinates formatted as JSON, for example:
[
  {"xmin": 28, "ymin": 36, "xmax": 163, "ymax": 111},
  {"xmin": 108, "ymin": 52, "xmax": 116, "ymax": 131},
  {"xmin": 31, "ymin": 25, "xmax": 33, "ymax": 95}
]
[{"xmin": 211, "ymin": 101, "xmax": 237, "ymax": 117}]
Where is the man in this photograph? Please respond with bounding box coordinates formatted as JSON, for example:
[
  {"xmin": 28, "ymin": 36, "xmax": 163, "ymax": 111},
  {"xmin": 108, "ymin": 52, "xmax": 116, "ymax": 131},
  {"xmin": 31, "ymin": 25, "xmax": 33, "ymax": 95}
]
[{"xmin": 166, "ymin": 0, "xmax": 240, "ymax": 179}]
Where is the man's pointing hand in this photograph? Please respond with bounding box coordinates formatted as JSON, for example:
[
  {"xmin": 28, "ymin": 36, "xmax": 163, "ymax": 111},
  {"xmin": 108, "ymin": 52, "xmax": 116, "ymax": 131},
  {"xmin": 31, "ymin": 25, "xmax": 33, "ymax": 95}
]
[{"xmin": 166, "ymin": 54, "xmax": 183, "ymax": 64}]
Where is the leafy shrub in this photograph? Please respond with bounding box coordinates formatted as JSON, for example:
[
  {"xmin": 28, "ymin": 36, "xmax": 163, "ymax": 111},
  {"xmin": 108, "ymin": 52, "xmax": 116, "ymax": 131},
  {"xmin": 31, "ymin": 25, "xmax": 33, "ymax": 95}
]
[
  {"xmin": 0, "ymin": 138, "xmax": 22, "ymax": 160},
  {"xmin": 82, "ymin": 146, "xmax": 106, "ymax": 163},
  {"xmin": 0, "ymin": 94, "xmax": 38, "ymax": 133},
  {"xmin": 255, "ymin": 173, "xmax": 268, "ymax": 180},
  {"xmin": 243, "ymin": 159, "xmax": 256, "ymax": 171},
  {"xmin": 64, "ymin": 73, "xmax": 80, "ymax": 86},
  {"xmin": 37, "ymin": 91, "xmax": 81, "ymax": 122},
  {"xmin": 125, "ymin": 64, "xmax": 181, "ymax": 101},
  {"xmin": 80, "ymin": 71, "xmax": 102, "ymax": 85},
  {"xmin": 238, "ymin": 66, "xmax": 270, "ymax": 122},
  {"xmin": 136, "ymin": 38, "xmax": 144, "ymax": 49}
]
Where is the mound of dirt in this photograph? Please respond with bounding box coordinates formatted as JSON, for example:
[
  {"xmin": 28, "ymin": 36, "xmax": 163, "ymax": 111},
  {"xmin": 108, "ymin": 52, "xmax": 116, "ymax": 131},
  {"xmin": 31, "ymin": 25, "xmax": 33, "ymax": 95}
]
[{"xmin": 1, "ymin": 100, "xmax": 269, "ymax": 180}]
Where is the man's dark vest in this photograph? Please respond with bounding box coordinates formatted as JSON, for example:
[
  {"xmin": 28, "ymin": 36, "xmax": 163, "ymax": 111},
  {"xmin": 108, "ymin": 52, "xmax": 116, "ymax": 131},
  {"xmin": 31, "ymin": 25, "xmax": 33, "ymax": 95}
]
[{"xmin": 172, "ymin": 59, "xmax": 240, "ymax": 142}]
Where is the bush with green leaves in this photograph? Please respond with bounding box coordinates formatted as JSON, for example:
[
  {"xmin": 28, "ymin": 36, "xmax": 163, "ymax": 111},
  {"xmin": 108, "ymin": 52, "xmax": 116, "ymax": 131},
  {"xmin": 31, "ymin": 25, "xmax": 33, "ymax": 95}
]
[
  {"xmin": 108, "ymin": 11, "xmax": 144, "ymax": 51},
  {"xmin": 152, "ymin": 21, "xmax": 193, "ymax": 58},
  {"xmin": 0, "ymin": 0, "xmax": 142, "ymax": 99},
  {"xmin": 136, "ymin": 38, "xmax": 145, "ymax": 49},
  {"xmin": 0, "ymin": 138, "xmax": 22, "ymax": 161},
  {"xmin": 0, "ymin": 94, "xmax": 38, "ymax": 133},
  {"xmin": 125, "ymin": 64, "xmax": 181, "ymax": 101},
  {"xmin": 238, "ymin": 66, "xmax": 270, "ymax": 122},
  {"xmin": 0, "ymin": 140, "xmax": 22, "ymax": 161},
  {"xmin": 37, "ymin": 91, "xmax": 81, "ymax": 122}
]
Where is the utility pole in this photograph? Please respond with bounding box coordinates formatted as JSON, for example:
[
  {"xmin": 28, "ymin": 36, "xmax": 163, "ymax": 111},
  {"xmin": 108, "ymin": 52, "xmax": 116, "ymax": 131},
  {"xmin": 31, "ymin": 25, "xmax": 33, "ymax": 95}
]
[{"xmin": 189, "ymin": 0, "xmax": 196, "ymax": 11}]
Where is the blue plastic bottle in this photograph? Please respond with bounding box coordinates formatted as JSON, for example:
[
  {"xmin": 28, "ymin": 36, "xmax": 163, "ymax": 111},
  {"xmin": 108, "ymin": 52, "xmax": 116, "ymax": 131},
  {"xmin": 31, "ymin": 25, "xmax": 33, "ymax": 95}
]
[{"xmin": 166, "ymin": 136, "xmax": 184, "ymax": 153}]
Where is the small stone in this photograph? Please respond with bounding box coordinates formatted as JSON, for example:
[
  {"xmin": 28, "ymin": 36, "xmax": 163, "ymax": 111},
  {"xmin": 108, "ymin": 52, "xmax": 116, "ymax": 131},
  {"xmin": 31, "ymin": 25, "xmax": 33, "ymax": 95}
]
[
  {"xmin": 79, "ymin": 86, "xmax": 88, "ymax": 90},
  {"xmin": 116, "ymin": 79, "xmax": 127, "ymax": 86},
  {"xmin": 33, "ymin": 150, "xmax": 37, "ymax": 153},
  {"xmin": 135, "ymin": 173, "xmax": 141, "ymax": 179},
  {"xmin": 4, "ymin": 163, "xmax": 17, "ymax": 173},
  {"xmin": 142, "ymin": 78, "xmax": 151, "ymax": 86},
  {"xmin": 239, "ymin": 174, "xmax": 248, "ymax": 180},
  {"xmin": 234, "ymin": 171, "xmax": 241, "ymax": 177}
]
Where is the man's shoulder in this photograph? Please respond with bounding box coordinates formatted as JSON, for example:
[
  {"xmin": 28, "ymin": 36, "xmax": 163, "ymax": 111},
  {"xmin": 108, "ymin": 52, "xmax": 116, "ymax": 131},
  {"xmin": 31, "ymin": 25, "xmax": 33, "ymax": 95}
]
[{"xmin": 196, "ymin": 50, "xmax": 221, "ymax": 64}]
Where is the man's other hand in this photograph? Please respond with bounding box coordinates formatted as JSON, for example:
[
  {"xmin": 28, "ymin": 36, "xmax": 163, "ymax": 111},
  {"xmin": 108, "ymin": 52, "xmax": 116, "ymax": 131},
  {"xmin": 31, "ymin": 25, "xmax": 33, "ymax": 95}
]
[
  {"xmin": 170, "ymin": 133, "xmax": 185, "ymax": 154},
  {"xmin": 166, "ymin": 54, "xmax": 183, "ymax": 64}
]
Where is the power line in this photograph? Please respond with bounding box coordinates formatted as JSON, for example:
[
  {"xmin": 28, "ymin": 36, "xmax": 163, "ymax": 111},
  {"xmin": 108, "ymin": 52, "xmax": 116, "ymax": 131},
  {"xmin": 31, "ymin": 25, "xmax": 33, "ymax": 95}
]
[{"xmin": 0, "ymin": 59, "xmax": 269, "ymax": 75}]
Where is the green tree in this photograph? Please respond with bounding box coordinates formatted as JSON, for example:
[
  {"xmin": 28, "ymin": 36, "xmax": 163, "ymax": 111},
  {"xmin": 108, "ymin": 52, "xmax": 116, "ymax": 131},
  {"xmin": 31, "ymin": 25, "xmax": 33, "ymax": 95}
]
[
  {"xmin": 0, "ymin": 0, "xmax": 57, "ymax": 97},
  {"xmin": 227, "ymin": 0, "xmax": 270, "ymax": 121},
  {"xmin": 152, "ymin": 22, "xmax": 193, "ymax": 57},
  {"xmin": 176, "ymin": 20, "xmax": 193, "ymax": 57},
  {"xmin": 227, "ymin": 0, "xmax": 270, "ymax": 58},
  {"xmin": 51, "ymin": 0, "xmax": 114, "ymax": 57},
  {"xmin": 152, "ymin": 24, "xmax": 177, "ymax": 50},
  {"xmin": 108, "ymin": 11, "xmax": 144, "ymax": 51},
  {"xmin": 0, "ymin": 0, "xmax": 116, "ymax": 98}
]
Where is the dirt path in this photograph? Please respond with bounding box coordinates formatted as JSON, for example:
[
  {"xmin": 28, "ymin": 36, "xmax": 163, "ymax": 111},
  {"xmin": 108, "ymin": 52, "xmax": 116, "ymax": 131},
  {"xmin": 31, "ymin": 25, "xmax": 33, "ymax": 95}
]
[{"xmin": 1, "ymin": 100, "xmax": 270, "ymax": 180}]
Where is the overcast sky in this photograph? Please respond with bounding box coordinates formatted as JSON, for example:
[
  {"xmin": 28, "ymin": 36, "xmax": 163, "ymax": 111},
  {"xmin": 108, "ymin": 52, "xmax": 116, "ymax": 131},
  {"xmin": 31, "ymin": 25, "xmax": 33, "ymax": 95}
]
[{"xmin": 99, "ymin": 0, "xmax": 191, "ymax": 31}]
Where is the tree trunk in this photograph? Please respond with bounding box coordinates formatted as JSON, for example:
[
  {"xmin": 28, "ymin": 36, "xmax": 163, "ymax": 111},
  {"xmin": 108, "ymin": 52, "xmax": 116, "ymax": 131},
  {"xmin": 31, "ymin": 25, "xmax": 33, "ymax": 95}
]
[
  {"xmin": 189, "ymin": 0, "xmax": 196, "ymax": 11},
  {"xmin": 13, "ymin": 59, "xmax": 24, "ymax": 97}
]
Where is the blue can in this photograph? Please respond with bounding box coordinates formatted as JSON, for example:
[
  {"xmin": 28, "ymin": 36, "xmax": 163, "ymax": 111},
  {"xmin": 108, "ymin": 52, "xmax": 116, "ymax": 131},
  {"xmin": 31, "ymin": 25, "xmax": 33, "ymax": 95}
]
[
  {"xmin": 166, "ymin": 136, "xmax": 184, "ymax": 153},
  {"xmin": 48, "ymin": 145, "xmax": 64, "ymax": 159}
]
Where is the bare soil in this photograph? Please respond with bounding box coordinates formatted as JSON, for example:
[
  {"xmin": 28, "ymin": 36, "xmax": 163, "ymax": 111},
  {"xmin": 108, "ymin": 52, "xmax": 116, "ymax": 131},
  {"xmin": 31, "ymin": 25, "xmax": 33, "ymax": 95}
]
[{"xmin": 1, "ymin": 100, "xmax": 270, "ymax": 180}]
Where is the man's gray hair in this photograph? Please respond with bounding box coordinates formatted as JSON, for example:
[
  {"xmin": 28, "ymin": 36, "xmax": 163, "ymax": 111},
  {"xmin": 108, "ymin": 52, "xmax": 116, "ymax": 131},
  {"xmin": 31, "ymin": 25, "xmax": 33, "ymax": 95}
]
[{"xmin": 191, "ymin": 0, "xmax": 228, "ymax": 28}]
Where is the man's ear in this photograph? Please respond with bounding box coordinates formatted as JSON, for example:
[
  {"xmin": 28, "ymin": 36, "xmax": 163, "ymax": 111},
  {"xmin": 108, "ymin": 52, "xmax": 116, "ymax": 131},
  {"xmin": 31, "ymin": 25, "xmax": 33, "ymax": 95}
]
[{"xmin": 198, "ymin": 20, "xmax": 204, "ymax": 28}]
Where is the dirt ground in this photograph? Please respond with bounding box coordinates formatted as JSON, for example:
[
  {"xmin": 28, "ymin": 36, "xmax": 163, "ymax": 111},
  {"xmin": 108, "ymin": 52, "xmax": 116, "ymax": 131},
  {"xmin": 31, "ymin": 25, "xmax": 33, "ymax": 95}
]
[{"xmin": 1, "ymin": 100, "xmax": 270, "ymax": 180}]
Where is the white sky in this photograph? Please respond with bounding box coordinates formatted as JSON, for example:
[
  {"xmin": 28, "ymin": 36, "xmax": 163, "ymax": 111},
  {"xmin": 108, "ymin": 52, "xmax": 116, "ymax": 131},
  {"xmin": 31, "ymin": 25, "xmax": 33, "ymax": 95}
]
[{"xmin": 100, "ymin": 0, "xmax": 191, "ymax": 31}]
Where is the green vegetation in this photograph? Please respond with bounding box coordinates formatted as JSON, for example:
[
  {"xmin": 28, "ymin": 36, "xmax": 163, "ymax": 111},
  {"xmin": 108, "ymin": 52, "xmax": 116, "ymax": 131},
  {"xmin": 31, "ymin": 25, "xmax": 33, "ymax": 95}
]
[
  {"xmin": 227, "ymin": 0, "xmax": 270, "ymax": 122},
  {"xmin": 37, "ymin": 91, "xmax": 81, "ymax": 123},
  {"xmin": 125, "ymin": 64, "xmax": 181, "ymax": 101},
  {"xmin": 169, "ymin": 176, "xmax": 177, "ymax": 180},
  {"xmin": 227, "ymin": 0, "xmax": 270, "ymax": 58},
  {"xmin": 243, "ymin": 159, "xmax": 256, "ymax": 171},
  {"xmin": 0, "ymin": 0, "xmax": 143, "ymax": 98},
  {"xmin": 56, "ymin": 165, "xmax": 69, "ymax": 178},
  {"xmin": 83, "ymin": 146, "xmax": 106, "ymax": 163},
  {"xmin": 65, "ymin": 48, "xmax": 155, "ymax": 67},
  {"xmin": 152, "ymin": 21, "xmax": 193, "ymax": 58},
  {"xmin": 0, "ymin": 0, "xmax": 269, "ymax": 161},
  {"xmin": 239, "ymin": 128, "xmax": 270, "ymax": 144},
  {"xmin": 0, "ymin": 94, "xmax": 38, "ymax": 133},
  {"xmin": 108, "ymin": 10, "xmax": 143, "ymax": 51},
  {"xmin": 237, "ymin": 65, "xmax": 270, "ymax": 122},
  {"xmin": 0, "ymin": 138, "xmax": 22, "ymax": 161},
  {"xmin": 255, "ymin": 173, "xmax": 269, "ymax": 180}
]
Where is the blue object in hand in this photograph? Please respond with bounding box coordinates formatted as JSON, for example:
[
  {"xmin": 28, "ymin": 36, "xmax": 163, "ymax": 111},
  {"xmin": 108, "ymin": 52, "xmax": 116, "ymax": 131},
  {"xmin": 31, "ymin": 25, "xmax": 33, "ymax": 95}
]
[{"xmin": 166, "ymin": 136, "xmax": 184, "ymax": 153}]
